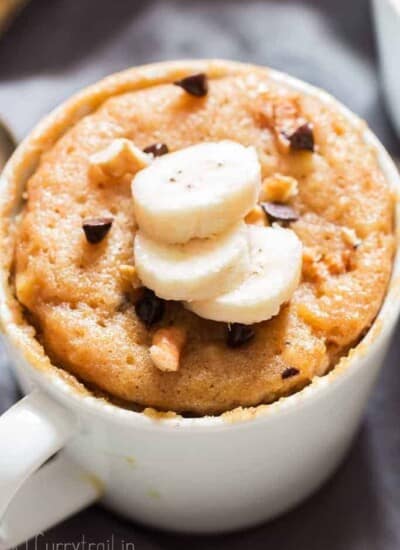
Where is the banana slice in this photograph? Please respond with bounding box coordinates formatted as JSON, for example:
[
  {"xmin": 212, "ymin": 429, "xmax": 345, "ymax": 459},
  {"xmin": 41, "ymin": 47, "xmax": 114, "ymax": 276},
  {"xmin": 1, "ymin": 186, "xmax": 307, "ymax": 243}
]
[
  {"xmin": 132, "ymin": 141, "xmax": 261, "ymax": 244},
  {"xmin": 134, "ymin": 222, "xmax": 250, "ymax": 301},
  {"xmin": 185, "ymin": 225, "xmax": 302, "ymax": 324}
]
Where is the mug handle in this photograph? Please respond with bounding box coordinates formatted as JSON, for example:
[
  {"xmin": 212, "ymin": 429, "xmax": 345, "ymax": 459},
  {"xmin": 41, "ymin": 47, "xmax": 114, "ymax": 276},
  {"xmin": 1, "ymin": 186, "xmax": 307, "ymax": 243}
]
[{"xmin": 0, "ymin": 390, "xmax": 101, "ymax": 549}]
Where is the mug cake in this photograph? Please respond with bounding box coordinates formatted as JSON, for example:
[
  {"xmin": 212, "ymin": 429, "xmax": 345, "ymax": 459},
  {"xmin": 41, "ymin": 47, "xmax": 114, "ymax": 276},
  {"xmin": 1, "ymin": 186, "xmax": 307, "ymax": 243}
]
[{"xmin": 4, "ymin": 61, "xmax": 394, "ymax": 415}]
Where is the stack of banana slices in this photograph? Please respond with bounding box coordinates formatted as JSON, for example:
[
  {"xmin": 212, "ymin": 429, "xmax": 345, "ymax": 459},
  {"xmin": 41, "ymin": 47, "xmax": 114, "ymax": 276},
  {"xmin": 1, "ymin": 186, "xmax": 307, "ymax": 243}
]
[{"xmin": 132, "ymin": 141, "xmax": 302, "ymax": 325}]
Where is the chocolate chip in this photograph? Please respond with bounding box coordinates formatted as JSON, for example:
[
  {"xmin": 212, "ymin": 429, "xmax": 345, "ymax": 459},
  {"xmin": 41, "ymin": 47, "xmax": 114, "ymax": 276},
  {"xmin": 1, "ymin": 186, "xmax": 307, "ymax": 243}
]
[
  {"xmin": 143, "ymin": 143, "xmax": 169, "ymax": 157},
  {"xmin": 281, "ymin": 367, "xmax": 300, "ymax": 379},
  {"xmin": 286, "ymin": 123, "xmax": 314, "ymax": 152},
  {"xmin": 261, "ymin": 202, "xmax": 299, "ymax": 224},
  {"xmin": 135, "ymin": 289, "xmax": 165, "ymax": 327},
  {"xmin": 82, "ymin": 217, "xmax": 113, "ymax": 244},
  {"xmin": 226, "ymin": 323, "xmax": 255, "ymax": 348},
  {"xmin": 173, "ymin": 73, "xmax": 208, "ymax": 97}
]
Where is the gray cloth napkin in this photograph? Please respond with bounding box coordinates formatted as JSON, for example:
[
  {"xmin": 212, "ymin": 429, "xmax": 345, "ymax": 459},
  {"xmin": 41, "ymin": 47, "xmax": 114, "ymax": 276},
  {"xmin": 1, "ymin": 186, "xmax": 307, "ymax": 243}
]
[{"xmin": 0, "ymin": 0, "xmax": 399, "ymax": 548}]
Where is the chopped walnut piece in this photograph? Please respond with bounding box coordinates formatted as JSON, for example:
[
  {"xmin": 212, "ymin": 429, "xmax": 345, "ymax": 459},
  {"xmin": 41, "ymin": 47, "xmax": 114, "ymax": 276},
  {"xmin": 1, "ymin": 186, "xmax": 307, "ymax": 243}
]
[
  {"xmin": 271, "ymin": 98, "xmax": 301, "ymax": 154},
  {"xmin": 259, "ymin": 95, "xmax": 314, "ymax": 154},
  {"xmin": 341, "ymin": 227, "xmax": 361, "ymax": 249},
  {"xmin": 260, "ymin": 174, "xmax": 298, "ymax": 203},
  {"xmin": 89, "ymin": 138, "xmax": 150, "ymax": 182},
  {"xmin": 150, "ymin": 327, "xmax": 187, "ymax": 372},
  {"xmin": 245, "ymin": 204, "xmax": 268, "ymax": 226},
  {"xmin": 273, "ymin": 97, "xmax": 300, "ymax": 132}
]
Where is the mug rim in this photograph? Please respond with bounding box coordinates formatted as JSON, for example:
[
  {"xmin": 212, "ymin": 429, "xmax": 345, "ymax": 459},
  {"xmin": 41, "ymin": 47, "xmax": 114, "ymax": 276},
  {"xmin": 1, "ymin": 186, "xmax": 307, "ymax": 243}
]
[{"xmin": 2, "ymin": 60, "xmax": 400, "ymax": 430}]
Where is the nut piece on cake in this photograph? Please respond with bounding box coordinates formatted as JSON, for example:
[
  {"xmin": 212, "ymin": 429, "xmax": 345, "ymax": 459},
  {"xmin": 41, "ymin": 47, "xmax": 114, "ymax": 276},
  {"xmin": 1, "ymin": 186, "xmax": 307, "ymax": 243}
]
[
  {"xmin": 245, "ymin": 204, "xmax": 269, "ymax": 226},
  {"xmin": 89, "ymin": 138, "xmax": 150, "ymax": 181},
  {"xmin": 260, "ymin": 174, "xmax": 298, "ymax": 203},
  {"xmin": 150, "ymin": 327, "xmax": 187, "ymax": 372}
]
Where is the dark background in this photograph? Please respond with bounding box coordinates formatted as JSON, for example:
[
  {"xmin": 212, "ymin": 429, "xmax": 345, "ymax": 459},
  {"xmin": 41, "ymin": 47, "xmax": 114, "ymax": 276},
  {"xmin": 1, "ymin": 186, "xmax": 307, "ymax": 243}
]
[{"xmin": 0, "ymin": 1, "xmax": 399, "ymax": 549}]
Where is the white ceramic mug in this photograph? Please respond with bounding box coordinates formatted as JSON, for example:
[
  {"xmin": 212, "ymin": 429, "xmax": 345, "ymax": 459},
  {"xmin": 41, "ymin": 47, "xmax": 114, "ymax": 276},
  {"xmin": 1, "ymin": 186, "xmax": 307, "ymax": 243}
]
[
  {"xmin": 372, "ymin": 0, "xmax": 400, "ymax": 136},
  {"xmin": 0, "ymin": 62, "xmax": 400, "ymax": 549}
]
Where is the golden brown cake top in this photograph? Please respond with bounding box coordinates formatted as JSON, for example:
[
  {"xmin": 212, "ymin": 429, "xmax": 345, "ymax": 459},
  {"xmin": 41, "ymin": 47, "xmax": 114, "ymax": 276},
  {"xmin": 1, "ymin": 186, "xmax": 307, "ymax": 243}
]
[{"xmin": 13, "ymin": 62, "xmax": 394, "ymax": 415}]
